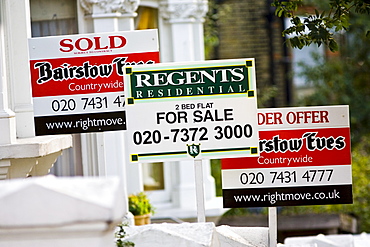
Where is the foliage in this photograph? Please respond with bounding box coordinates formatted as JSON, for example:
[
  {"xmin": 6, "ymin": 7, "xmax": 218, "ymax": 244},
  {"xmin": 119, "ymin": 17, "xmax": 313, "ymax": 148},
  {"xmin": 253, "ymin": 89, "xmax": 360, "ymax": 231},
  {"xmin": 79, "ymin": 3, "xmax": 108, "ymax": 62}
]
[
  {"xmin": 272, "ymin": 0, "xmax": 370, "ymax": 51},
  {"xmin": 115, "ymin": 224, "xmax": 135, "ymax": 247},
  {"xmin": 128, "ymin": 192, "xmax": 154, "ymax": 216},
  {"xmin": 210, "ymin": 159, "xmax": 222, "ymax": 196},
  {"xmin": 204, "ymin": 0, "xmax": 231, "ymax": 59},
  {"xmin": 284, "ymin": 12, "xmax": 370, "ymax": 231},
  {"xmin": 207, "ymin": 1, "xmax": 370, "ymax": 231},
  {"xmin": 296, "ymin": 13, "xmax": 370, "ymax": 145},
  {"xmin": 257, "ymin": 85, "xmax": 279, "ymax": 108}
]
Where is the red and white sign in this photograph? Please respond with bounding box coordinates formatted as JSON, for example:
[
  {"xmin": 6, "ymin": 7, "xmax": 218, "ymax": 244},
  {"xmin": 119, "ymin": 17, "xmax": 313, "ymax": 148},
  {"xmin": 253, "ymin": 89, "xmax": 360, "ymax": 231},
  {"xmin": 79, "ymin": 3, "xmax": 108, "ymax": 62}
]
[
  {"xmin": 222, "ymin": 105, "xmax": 352, "ymax": 207},
  {"xmin": 29, "ymin": 29, "xmax": 160, "ymax": 135}
]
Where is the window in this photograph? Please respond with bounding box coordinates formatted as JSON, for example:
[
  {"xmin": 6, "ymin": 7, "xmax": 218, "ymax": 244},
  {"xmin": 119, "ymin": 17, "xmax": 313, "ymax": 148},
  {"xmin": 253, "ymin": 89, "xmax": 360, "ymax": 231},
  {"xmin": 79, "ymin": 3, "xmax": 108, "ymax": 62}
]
[
  {"xmin": 135, "ymin": 6, "xmax": 158, "ymax": 30},
  {"xmin": 142, "ymin": 162, "xmax": 165, "ymax": 191},
  {"xmin": 30, "ymin": 0, "xmax": 78, "ymax": 37}
]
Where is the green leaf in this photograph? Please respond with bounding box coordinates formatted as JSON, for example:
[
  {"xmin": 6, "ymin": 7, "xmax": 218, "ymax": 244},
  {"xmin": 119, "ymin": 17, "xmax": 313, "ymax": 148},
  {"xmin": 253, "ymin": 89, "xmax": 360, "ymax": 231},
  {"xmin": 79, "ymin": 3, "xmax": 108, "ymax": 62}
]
[
  {"xmin": 328, "ymin": 39, "xmax": 339, "ymax": 52},
  {"xmin": 320, "ymin": 11, "xmax": 326, "ymax": 19},
  {"xmin": 292, "ymin": 16, "xmax": 302, "ymax": 25}
]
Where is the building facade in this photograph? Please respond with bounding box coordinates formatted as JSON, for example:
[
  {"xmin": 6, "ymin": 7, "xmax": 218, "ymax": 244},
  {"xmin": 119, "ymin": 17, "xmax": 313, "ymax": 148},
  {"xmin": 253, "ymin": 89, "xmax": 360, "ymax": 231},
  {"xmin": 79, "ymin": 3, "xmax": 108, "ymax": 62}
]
[
  {"xmin": 0, "ymin": 0, "xmax": 225, "ymax": 220},
  {"xmin": 208, "ymin": 0, "xmax": 292, "ymax": 108}
]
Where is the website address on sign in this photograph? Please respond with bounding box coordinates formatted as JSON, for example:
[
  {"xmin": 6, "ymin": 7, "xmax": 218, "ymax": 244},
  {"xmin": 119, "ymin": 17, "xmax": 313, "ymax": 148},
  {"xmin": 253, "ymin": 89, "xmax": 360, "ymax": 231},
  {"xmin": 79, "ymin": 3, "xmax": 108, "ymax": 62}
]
[
  {"xmin": 223, "ymin": 185, "xmax": 352, "ymax": 207},
  {"xmin": 234, "ymin": 189, "xmax": 340, "ymax": 205},
  {"xmin": 45, "ymin": 117, "xmax": 125, "ymax": 131},
  {"xmin": 34, "ymin": 111, "xmax": 126, "ymax": 135}
]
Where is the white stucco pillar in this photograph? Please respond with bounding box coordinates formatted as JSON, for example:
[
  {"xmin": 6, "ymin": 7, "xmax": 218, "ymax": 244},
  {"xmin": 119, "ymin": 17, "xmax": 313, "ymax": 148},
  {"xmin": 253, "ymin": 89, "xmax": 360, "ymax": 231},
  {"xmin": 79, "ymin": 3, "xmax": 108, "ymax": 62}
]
[
  {"xmin": 172, "ymin": 160, "xmax": 197, "ymax": 208},
  {"xmin": 3, "ymin": 0, "xmax": 35, "ymax": 138},
  {"xmin": 0, "ymin": 0, "xmax": 73, "ymax": 180},
  {"xmin": 159, "ymin": 0, "xmax": 208, "ymax": 62},
  {"xmin": 158, "ymin": 0, "xmax": 217, "ymax": 212},
  {"xmin": 78, "ymin": 0, "xmax": 140, "ymax": 197},
  {"xmin": 171, "ymin": 159, "xmax": 215, "ymax": 208},
  {"xmin": 0, "ymin": 0, "xmax": 19, "ymax": 145},
  {"xmin": 80, "ymin": 0, "xmax": 139, "ymax": 32},
  {"xmin": 0, "ymin": 0, "xmax": 22, "ymax": 180}
]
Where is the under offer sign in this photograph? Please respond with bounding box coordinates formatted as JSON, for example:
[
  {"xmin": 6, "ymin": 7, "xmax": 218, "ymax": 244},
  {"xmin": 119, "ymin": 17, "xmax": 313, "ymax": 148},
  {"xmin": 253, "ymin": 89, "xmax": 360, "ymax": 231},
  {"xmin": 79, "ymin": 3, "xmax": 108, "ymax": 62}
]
[
  {"xmin": 222, "ymin": 105, "xmax": 353, "ymax": 208},
  {"xmin": 124, "ymin": 59, "xmax": 260, "ymax": 163},
  {"xmin": 29, "ymin": 29, "xmax": 160, "ymax": 135}
]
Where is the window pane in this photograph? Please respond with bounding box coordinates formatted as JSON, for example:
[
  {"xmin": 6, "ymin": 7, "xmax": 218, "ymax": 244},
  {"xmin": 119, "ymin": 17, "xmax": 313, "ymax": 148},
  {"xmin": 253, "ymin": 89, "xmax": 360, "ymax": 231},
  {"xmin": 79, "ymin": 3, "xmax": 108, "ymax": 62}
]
[
  {"xmin": 30, "ymin": 0, "xmax": 78, "ymax": 37},
  {"xmin": 142, "ymin": 162, "xmax": 165, "ymax": 191},
  {"xmin": 135, "ymin": 6, "xmax": 158, "ymax": 30},
  {"xmin": 31, "ymin": 19, "xmax": 78, "ymax": 37}
]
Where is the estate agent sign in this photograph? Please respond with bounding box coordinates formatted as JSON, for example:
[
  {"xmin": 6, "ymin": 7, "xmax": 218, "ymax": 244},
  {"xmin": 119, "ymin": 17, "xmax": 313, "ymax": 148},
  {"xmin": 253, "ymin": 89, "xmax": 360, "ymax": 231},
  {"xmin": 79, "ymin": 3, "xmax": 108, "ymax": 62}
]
[
  {"xmin": 29, "ymin": 29, "xmax": 159, "ymax": 135},
  {"xmin": 124, "ymin": 59, "xmax": 260, "ymax": 163},
  {"xmin": 222, "ymin": 105, "xmax": 352, "ymax": 207}
]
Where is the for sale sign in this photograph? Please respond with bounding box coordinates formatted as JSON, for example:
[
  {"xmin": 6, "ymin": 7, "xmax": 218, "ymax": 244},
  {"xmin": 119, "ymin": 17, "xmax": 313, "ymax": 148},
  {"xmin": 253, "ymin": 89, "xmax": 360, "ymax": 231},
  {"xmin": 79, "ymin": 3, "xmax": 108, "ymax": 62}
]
[
  {"xmin": 222, "ymin": 105, "xmax": 352, "ymax": 207},
  {"xmin": 124, "ymin": 59, "xmax": 259, "ymax": 163},
  {"xmin": 29, "ymin": 29, "xmax": 159, "ymax": 135}
]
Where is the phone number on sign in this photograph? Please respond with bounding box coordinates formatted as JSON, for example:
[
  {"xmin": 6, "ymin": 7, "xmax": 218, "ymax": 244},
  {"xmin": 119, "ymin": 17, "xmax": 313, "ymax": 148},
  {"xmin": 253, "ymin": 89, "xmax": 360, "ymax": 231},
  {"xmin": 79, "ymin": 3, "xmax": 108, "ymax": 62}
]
[
  {"xmin": 222, "ymin": 165, "xmax": 352, "ymax": 189},
  {"xmin": 132, "ymin": 124, "xmax": 253, "ymax": 145},
  {"xmin": 239, "ymin": 169, "xmax": 334, "ymax": 185},
  {"xmin": 51, "ymin": 95, "xmax": 125, "ymax": 112}
]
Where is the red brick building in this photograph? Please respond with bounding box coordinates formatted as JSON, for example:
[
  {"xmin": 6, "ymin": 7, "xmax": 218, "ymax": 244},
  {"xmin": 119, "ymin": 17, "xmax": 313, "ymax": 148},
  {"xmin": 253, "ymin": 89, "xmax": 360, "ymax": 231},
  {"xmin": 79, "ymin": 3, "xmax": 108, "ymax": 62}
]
[{"xmin": 208, "ymin": 0, "xmax": 292, "ymax": 107}]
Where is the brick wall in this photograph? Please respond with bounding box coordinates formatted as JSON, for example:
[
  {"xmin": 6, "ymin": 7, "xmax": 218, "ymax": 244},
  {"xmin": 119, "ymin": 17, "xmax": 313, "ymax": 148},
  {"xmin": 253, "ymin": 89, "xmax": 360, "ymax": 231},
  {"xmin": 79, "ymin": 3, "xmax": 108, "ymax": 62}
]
[{"xmin": 210, "ymin": 0, "xmax": 292, "ymax": 107}]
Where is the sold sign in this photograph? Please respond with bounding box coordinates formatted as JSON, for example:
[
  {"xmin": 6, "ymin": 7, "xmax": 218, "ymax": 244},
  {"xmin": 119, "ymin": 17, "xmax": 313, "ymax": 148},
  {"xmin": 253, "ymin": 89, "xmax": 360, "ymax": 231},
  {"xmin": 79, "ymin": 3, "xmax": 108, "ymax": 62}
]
[
  {"xmin": 29, "ymin": 29, "xmax": 160, "ymax": 135},
  {"xmin": 59, "ymin": 35, "xmax": 127, "ymax": 53}
]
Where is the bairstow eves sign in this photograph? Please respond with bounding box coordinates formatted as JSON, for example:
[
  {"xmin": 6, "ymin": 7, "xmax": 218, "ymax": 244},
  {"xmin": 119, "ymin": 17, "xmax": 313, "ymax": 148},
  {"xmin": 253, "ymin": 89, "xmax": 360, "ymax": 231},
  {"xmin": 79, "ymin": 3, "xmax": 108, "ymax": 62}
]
[
  {"xmin": 222, "ymin": 105, "xmax": 352, "ymax": 208},
  {"xmin": 28, "ymin": 29, "xmax": 159, "ymax": 135}
]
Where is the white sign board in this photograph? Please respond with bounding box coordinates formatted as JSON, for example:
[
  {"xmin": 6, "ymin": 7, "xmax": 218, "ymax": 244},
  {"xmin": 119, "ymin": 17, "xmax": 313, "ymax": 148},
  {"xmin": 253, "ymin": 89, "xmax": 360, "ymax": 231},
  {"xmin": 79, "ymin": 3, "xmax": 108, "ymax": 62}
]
[
  {"xmin": 29, "ymin": 29, "xmax": 159, "ymax": 135},
  {"xmin": 124, "ymin": 59, "xmax": 260, "ymax": 163},
  {"xmin": 222, "ymin": 105, "xmax": 352, "ymax": 207}
]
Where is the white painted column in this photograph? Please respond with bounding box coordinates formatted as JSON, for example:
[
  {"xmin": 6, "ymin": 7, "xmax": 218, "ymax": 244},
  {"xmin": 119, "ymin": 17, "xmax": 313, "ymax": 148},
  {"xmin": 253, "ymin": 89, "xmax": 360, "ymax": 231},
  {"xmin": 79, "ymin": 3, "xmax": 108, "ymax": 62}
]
[
  {"xmin": 78, "ymin": 0, "xmax": 140, "ymax": 205},
  {"xmin": 3, "ymin": 0, "xmax": 35, "ymax": 138},
  {"xmin": 172, "ymin": 160, "xmax": 197, "ymax": 208},
  {"xmin": 202, "ymin": 159, "xmax": 216, "ymax": 200},
  {"xmin": 192, "ymin": 18, "xmax": 206, "ymax": 61},
  {"xmin": 171, "ymin": 22, "xmax": 196, "ymax": 61},
  {"xmin": 90, "ymin": 3, "xmax": 137, "ymax": 32},
  {"xmin": 0, "ymin": 0, "xmax": 21, "ymax": 178},
  {"xmin": 0, "ymin": 0, "xmax": 19, "ymax": 145},
  {"xmin": 171, "ymin": 159, "xmax": 215, "ymax": 210},
  {"xmin": 158, "ymin": 0, "xmax": 216, "ymax": 213},
  {"xmin": 79, "ymin": 0, "xmax": 139, "ymax": 32},
  {"xmin": 0, "ymin": 0, "xmax": 73, "ymax": 180},
  {"xmin": 159, "ymin": 0, "xmax": 208, "ymax": 62}
]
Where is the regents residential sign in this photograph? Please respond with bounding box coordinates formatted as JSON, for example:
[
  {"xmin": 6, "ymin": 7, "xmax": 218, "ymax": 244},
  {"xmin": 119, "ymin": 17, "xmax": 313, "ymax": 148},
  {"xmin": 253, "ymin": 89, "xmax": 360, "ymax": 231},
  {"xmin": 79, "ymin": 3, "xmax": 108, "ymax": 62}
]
[
  {"xmin": 128, "ymin": 64, "xmax": 252, "ymax": 99},
  {"xmin": 124, "ymin": 59, "xmax": 259, "ymax": 163}
]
